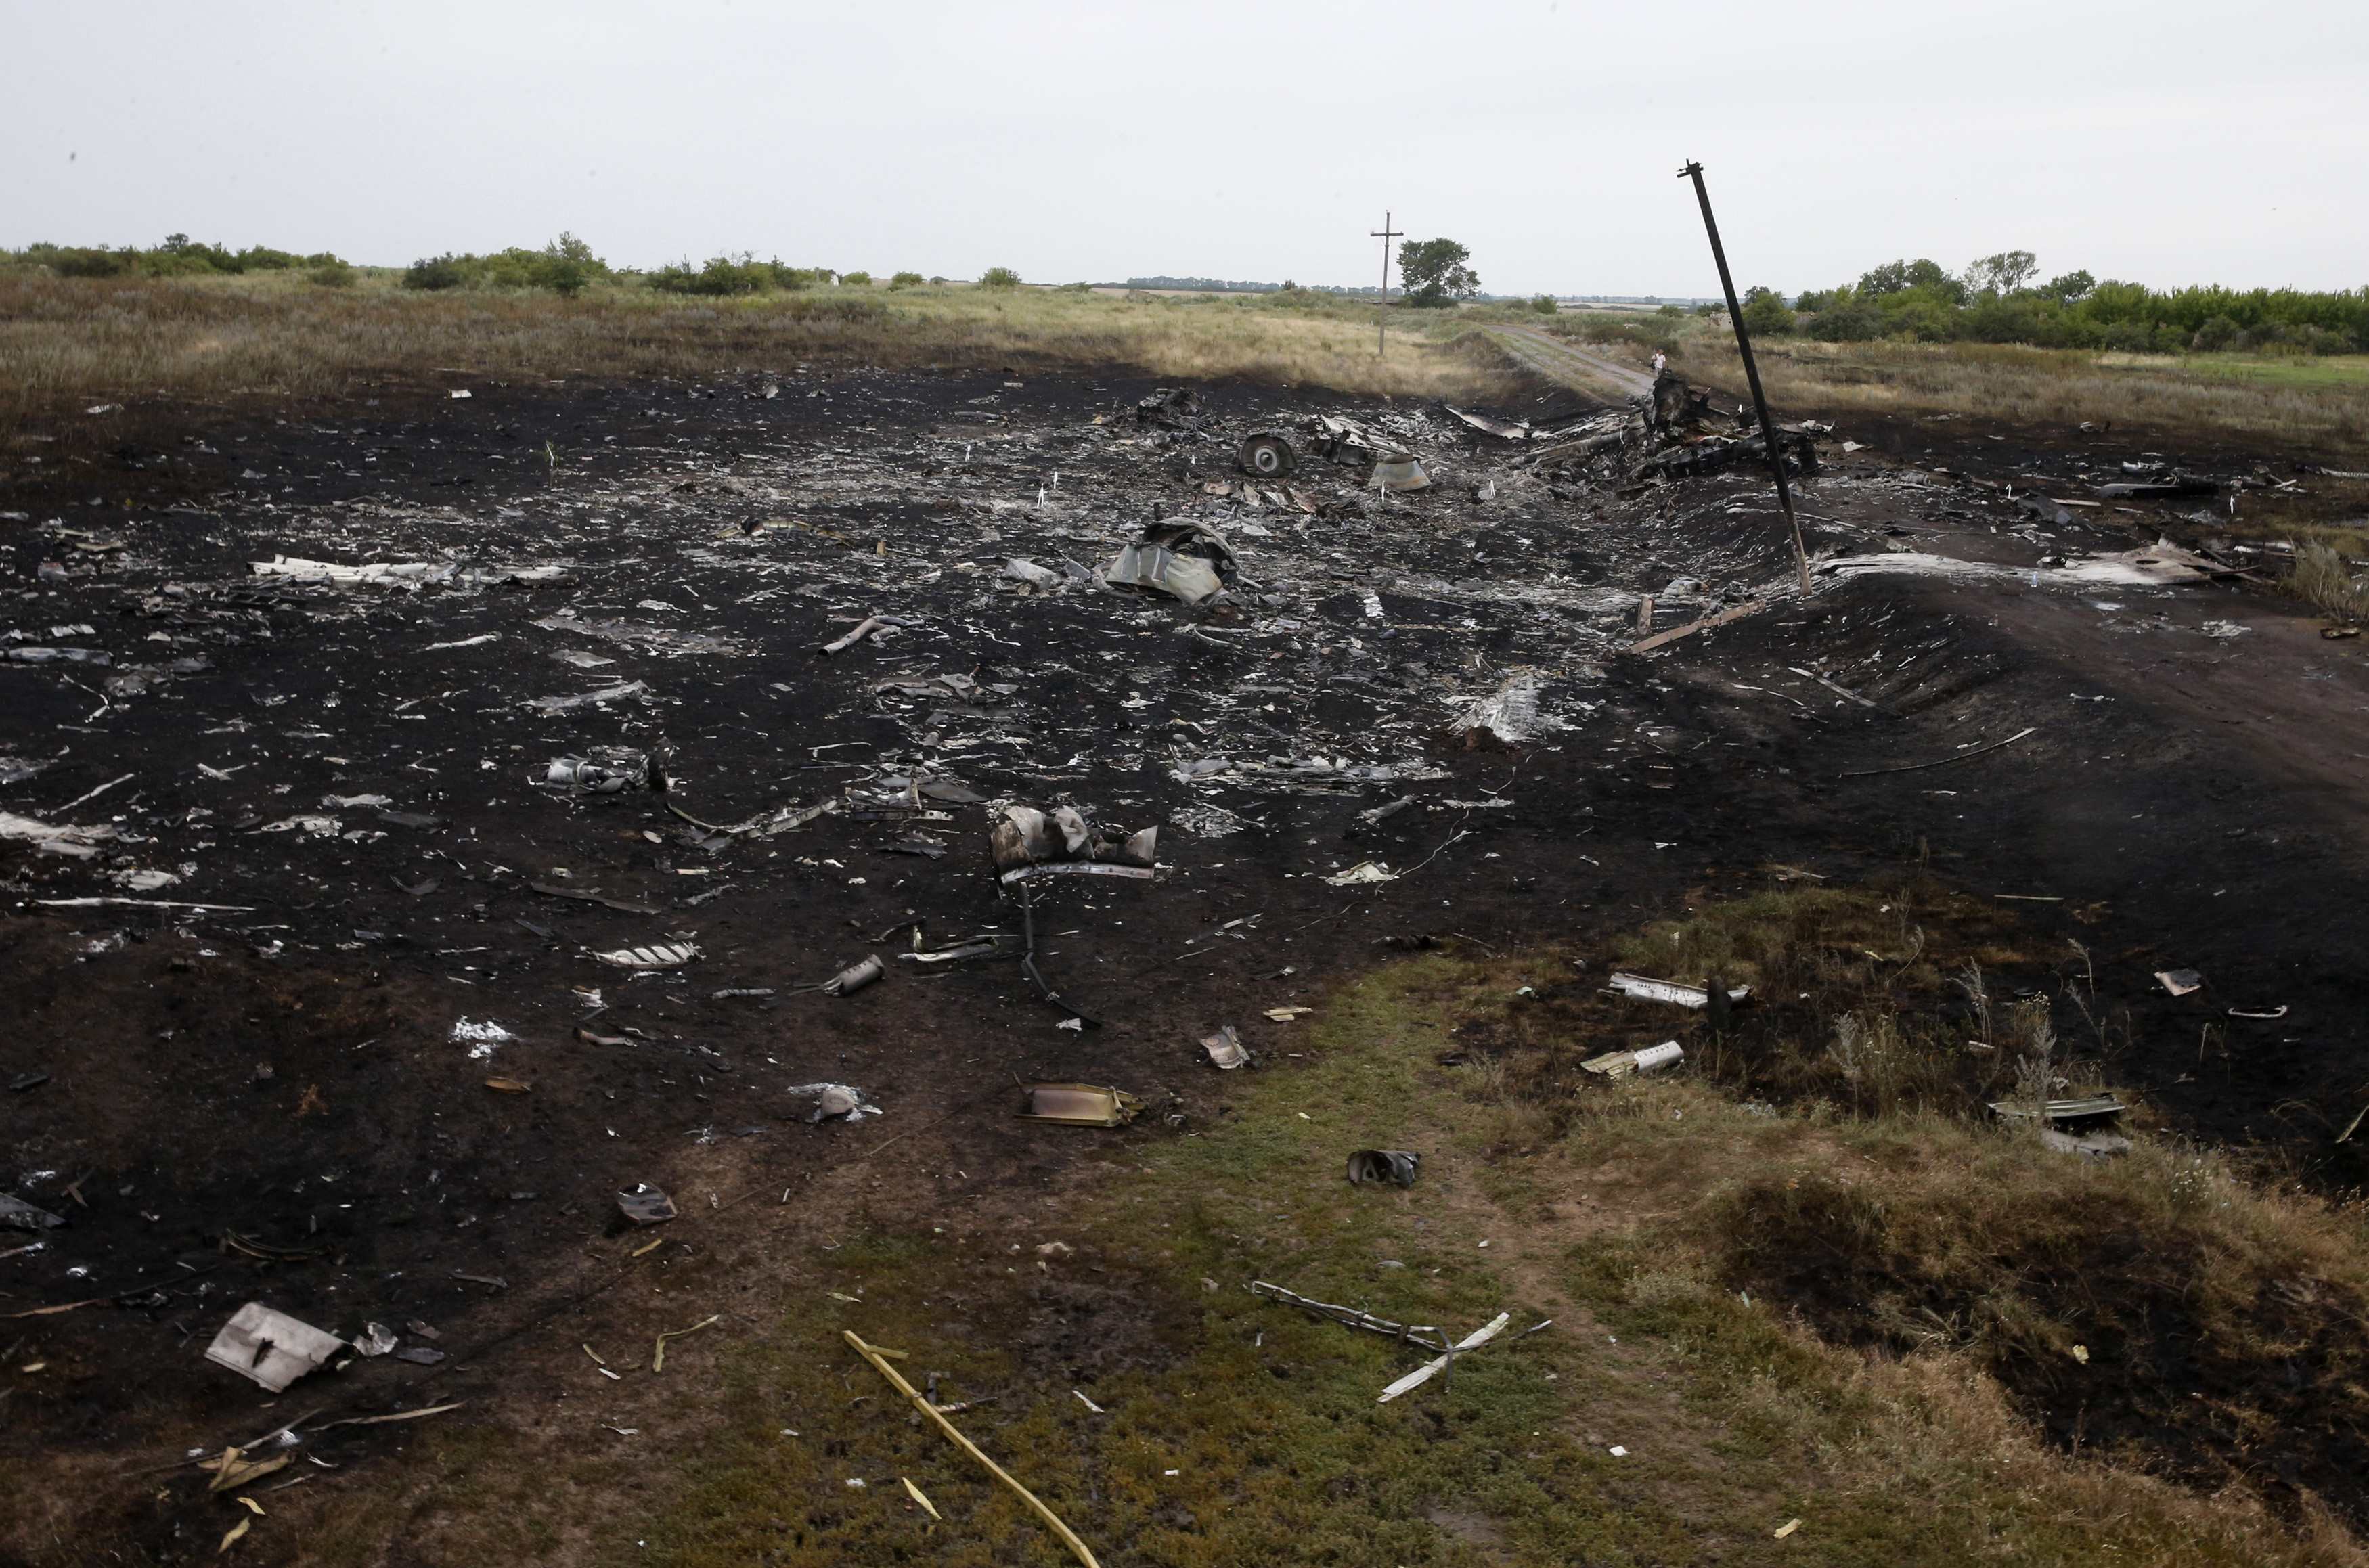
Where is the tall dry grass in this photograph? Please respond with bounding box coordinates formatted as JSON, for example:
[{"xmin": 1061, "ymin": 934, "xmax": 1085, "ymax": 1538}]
[
  {"xmin": 0, "ymin": 273, "xmax": 1505, "ymax": 425},
  {"xmin": 1678, "ymin": 333, "xmax": 2369, "ymax": 457}
]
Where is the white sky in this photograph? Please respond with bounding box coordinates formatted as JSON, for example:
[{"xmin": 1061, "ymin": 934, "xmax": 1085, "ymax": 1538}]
[{"xmin": 6, "ymin": 1, "xmax": 2366, "ymax": 297}]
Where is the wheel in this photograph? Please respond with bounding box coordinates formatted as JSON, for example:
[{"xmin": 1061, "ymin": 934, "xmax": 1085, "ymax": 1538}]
[{"xmin": 1238, "ymin": 434, "xmax": 1296, "ymax": 479}]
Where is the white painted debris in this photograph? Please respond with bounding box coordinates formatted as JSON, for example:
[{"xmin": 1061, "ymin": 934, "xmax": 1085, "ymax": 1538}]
[
  {"xmin": 0, "ymin": 811, "xmax": 114, "ymax": 859},
  {"xmin": 1377, "ymin": 1312, "xmax": 1511, "ymax": 1403},
  {"xmin": 787, "ymin": 1082, "xmax": 882, "ymax": 1121},
  {"xmin": 526, "ymin": 680, "xmax": 652, "ymax": 715},
  {"xmin": 1580, "ymin": 1041, "xmax": 1684, "ymax": 1080},
  {"xmin": 2155, "ymin": 968, "xmax": 2204, "ymax": 997},
  {"xmin": 205, "ymin": 1303, "xmax": 345, "ymax": 1392},
  {"xmin": 1448, "ymin": 672, "xmax": 1550, "ymax": 746},
  {"xmin": 251, "ymin": 556, "xmax": 443, "ymax": 586},
  {"xmin": 1325, "ymin": 860, "xmax": 1399, "ymax": 886},
  {"xmin": 450, "ymin": 1018, "xmax": 515, "ymax": 1059},
  {"xmin": 1608, "ymin": 972, "xmax": 1750, "ymax": 1008},
  {"xmin": 596, "ymin": 943, "xmax": 701, "ymax": 970},
  {"xmin": 254, "ymin": 815, "xmax": 341, "ymax": 836}
]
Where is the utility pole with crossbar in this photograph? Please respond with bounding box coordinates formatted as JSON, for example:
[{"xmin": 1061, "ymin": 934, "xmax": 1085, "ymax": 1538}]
[{"xmin": 1371, "ymin": 210, "xmax": 1402, "ymax": 356}]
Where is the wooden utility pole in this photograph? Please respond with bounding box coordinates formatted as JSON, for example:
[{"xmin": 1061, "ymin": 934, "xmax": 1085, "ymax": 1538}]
[
  {"xmin": 1677, "ymin": 161, "xmax": 1812, "ymax": 594},
  {"xmin": 1371, "ymin": 210, "xmax": 1402, "ymax": 356}
]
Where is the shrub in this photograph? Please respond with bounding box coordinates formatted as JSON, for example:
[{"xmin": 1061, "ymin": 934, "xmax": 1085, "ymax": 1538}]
[
  {"xmin": 49, "ymin": 246, "xmax": 136, "ymax": 278},
  {"xmin": 2190, "ymin": 315, "xmax": 2244, "ymax": 352},
  {"xmin": 1530, "ymin": 294, "xmax": 1558, "ymax": 315},
  {"xmin": 403, "ymin": 254, "xmax": 474, "ymax": 291},
  {"xmin": 979, "ymin": 266, "xmax": 1021, "ymax": 289},
  {"xmin": 1740, "ymin": 286, "xmax": 1796, "ymax": 336},
  {"xmin": 889, "ymin": 271, "xmax": 924, "ymax": 289},
  {"xmin": 648, "ymin": 256, "xmax": 771, "ymax": 296},
  {"xmin": 307, "ymin": 259, "xmax": 357, "ymax": 288},
  {"xmin": 840, "ymin": 270, "xmax": 872, "ymax": 286}
]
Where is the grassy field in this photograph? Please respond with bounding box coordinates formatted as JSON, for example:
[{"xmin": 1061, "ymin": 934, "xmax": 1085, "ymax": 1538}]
[
  {"xmin": 272, "ymin": 880, "xmax": 2369, "ymax": 1568},
  {"xmin": 0, "ymin": 272, "xmax": 1507, "ymax": 427}
]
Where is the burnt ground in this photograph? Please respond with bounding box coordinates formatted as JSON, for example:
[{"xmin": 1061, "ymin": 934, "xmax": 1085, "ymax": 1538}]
[{"xmin": 4, "ymin": 362, "xmax": 2369, "ymax": 1560}]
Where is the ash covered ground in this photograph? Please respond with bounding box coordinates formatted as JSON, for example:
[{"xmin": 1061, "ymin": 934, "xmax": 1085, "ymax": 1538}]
[{"xmin": 5, "ymin": 363, "xmax": 2368, "ymax": 1550}]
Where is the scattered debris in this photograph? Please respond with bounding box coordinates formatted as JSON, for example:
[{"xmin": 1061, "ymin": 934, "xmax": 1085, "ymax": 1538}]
[
  {"xmin": 1346, "ymin": 1150, "xmax": 1421, "ymax": 1188},
  {"xmin": 1325, "ymin": 860, "xmax": 1398, "ymax": 886},
  {"xmin": 1201, "ymin": 1025, "xmax": 1252, "ymax": 1070},
  {"xmin": 615, "ymin": 1184, "xmax": 677, "ymax": 1226},
  {"xmin": 1236, "ymin": 430, "xmax": 1297, "ymax": 478},
  {"xmin": 2155, "ymin": 968, "xmax": 2204, "ymax": 997},
  {"xmin": 1017, "ymin": 1083, "xmax": 1143, "ymax": 1127},
  {"xmin": 204, "ymin": 1303, "xmax": 345, "ymax": 1392},
  {"xmin": 1105, "ymin": 520, "xmax": 1237, "ymax": 606},
  {"xmin": 652, "ymin": 1313, "xmax": 721, "ymax": 1372},
  {"xmin": 990, "ymin": 804, "xmax": 1157, "ymax": 884}
]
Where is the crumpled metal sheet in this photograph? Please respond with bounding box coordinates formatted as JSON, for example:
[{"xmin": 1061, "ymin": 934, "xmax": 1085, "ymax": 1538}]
[
  {"xmin": 1018, "ymin": 1082, "xmax": 1144, "ymax": 1126},
  {"xmin": 205, "ymin": 1302, "xmax": 345, "ymax": 1392},
  {"xmin": 1105, "ymin": 520, "xmax": 1237, "ymax": 606}
]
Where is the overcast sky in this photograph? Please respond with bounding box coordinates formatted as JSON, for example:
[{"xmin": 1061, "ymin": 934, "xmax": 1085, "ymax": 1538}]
[{"xmin": 7, "ymin": 1, "xmax": 2366, "ymax": 297}]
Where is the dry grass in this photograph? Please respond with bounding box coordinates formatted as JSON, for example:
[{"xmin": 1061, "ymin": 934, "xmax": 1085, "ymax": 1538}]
[
  {"xmin": 2293, "ymin": 540, "xmax": 2369, "ymax": 621},
  {"xmin": 0, "ymin": 273, "xmax": 1506, "ymax": 426},
  {"xmin": 1673, "ymin": 333, "xmax": 2369, "ymax": 460}
]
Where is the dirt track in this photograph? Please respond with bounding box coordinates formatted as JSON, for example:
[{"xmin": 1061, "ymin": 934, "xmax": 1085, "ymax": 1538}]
[{"xmin": 5, "ymin": 359, "xmax": 2368, "ymax": 1556}]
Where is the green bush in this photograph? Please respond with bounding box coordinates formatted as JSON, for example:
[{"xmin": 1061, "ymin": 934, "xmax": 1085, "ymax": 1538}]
[
  {"xmin": 1740, "ymin": 286, "xmax": 1796, "ymax": 336},
  {"xmin": 840, "ymin": 270, "xmax": 872, "ymax": 286},
  {"xmin": 648, "ymin": 256, "xmax": 772, "ymax": 296},
  {"xmin": 1530, "ymin": 294, "xmax": 1558, "ymax": 315},
  {"xmin": 403, "ymin": 254, "xmax": 473, "ymax": 290},
  {"xmin": 979, "ymin": 266, "xmax": 1021, "ymax": 289},
  {"xmin": 888, "ymin": 271, "xmax": 924, "ymax": 290},
  {"xmin": 2190, "ymin": 315, "xmax": 2245, "ymax": 352},
  {"xmin": 307, "ymin": 259, "xmax": 356, "ymax": 288}
]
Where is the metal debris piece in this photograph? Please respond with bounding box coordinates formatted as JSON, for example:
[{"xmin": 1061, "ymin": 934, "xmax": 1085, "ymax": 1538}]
[
  {"xmin": 1371, "ymin": 457, "xmax": 1431, "ymax": 493},
  {"xmin": 1607, "ymin": 972, "xmax": 1751, "ymax": 1008},
  {"xmin": 1018, "ymin": 1083, "xmax": 1143, "ymax": 1127},
  {"xmin": 2155, "ymin": 968, "xmax": 2204, "ymax": 997},
  {"xmin": 1346, "ymin": 1149, "xmax": 1421, "ymax": 1187},
  {"xmin": 1445, "ymin": 406, "xmax": 1531, "ymax": 441},
  {"xmin": 545, "ymin": 747, "xmax": 667, "ymax": 794},
  {"xmin": 1989, "ymin": 1094, "xmax": 2125, "ymax": 1124},
  {"xmin": 596, "ymin": 943, "xmax": 701, "ymax": 970},
  {"xmin": 898, "ymin": 933, "xmax": 1021, "ymax": 966},
  {"xmin": 615, "ymin": 1184, "xmax": 677, "ymax": 1226},
  {"xmin": 990, "ymin": 804, "xmax": 1157, "ymax": 883},
  {"xmin": 355, "ymin": 1322, "xmax": 399, "ymax": 1358},
  {"xmin": 1201, "ymin": 1025, "xmax": 1251, "ymax": 1070},
  {"xmin": 1324, "ymin": 860, "xmax": 1398, "ymax": 886},
  {"xmin": 204, "ymin": 1303, "xmax": 345, "ymax": 1392},
  {"xmin": 1135, "ymin": 386, "xmax": 1205, "ymax": 430},
  {"xmin": 1004, "ymin": 558, "xmax": 1063, "ymax": 591},
  {"xmin": 1, "ymin": 1193, "xmax": 67, "ymax": 1232},
  {"xmin": 822, "ymin": 954, "xmax": 885, "ymax": 995},
  {"xmin": 1448, "ymin": 671, "xmax": 1549, "ymax": 747},
  {"xmin": 1237, "ymin": 431, "xmax": 1297, "ymax": 478},
  {"xmin": 1580, "ymin": 1041, "xmax": 1684, "ymax": 1079},
  {"xmin": 1105, "ymin": 520, "xmax": 1237, "ymax": 606},
  {"xmin": 1377, "ymin": 1312, "xmax": 1512, "ymax": 1404},
  {"xmin": 789, "ymin": 1081, "xmax": 881, "ymax": 1122}
]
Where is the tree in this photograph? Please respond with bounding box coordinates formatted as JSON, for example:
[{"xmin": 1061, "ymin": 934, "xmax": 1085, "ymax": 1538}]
[
  {"xmin": 1740, "ymin": 285, "xmax": 1796, "ymax": 336},
  {"xmin": 1530, "ymin": 293, "xmax": 1559, "ymax": 315},
  {"xmin": 2042, "ymin": 269, "xmax": 2095, "ymax": 303},
  {"xmin": 1396, "ymin": 238, "xmax": 1478, "ymax": 307},
  {"xmin": 979, "ymin": 266, "xmax": 1021, "ymax": 289},
  {"xmin": 1964, "ymin": 250, "xmax": 2039, "ymax": 297},
  {"xmin": 1859, "ymin": 257, "xmax": 1964, "ymax": 303}
]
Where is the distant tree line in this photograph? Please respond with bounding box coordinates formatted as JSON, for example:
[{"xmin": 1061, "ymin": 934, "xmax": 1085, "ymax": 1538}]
[
  {"xmin": 5, "ymin": 234, "xmax": 353, "ymax": 285},
  {"xmin": 1737, "ymin": 252, "xmax": 2369, "ymax": 355}
]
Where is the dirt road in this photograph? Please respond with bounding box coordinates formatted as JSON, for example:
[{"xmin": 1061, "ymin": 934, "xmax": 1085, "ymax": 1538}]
[{"xmin": 1484, "ymin": 323, "xmax": 1656, "ymax": 401}]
